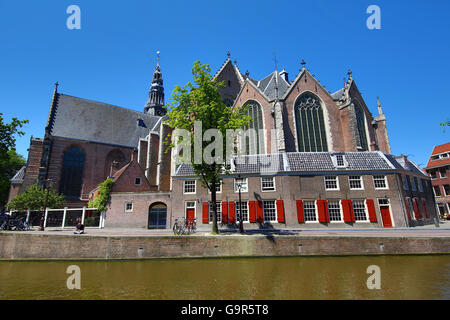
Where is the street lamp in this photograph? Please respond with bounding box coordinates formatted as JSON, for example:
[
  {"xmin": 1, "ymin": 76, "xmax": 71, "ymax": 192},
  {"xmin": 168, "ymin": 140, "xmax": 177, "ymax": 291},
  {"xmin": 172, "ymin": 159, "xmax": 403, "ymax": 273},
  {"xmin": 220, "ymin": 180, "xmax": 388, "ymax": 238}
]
[
  {"xmin": 236, "ymin": 174, "xmax": 244, "ymax": 234},
  {"xmin": 39, "ymin": 178, "xmax": 53, "ymax": 231}
]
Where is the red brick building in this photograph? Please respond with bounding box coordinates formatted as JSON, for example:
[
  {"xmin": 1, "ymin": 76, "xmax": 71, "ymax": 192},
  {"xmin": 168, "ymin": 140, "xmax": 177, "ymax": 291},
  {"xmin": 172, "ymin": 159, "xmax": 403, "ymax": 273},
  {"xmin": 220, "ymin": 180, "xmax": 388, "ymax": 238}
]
[
  {"xmin": 425, "ymin": 142, "xmax": 450, "ymax": 217},
  {"xmin": 9, "ymin": 53, "xmax": 436, "ymax": 229}
]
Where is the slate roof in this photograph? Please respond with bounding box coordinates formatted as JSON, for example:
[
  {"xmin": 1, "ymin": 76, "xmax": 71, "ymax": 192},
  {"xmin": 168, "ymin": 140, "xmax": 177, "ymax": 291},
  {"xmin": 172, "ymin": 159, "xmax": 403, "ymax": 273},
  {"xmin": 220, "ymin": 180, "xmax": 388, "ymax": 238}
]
[
  {"xmin": 257, "ymin": 71, "xmax": 290, "ymax": 101},
  {"xmin": 47, "ymin": 94, "xmax": 162, "ymax": 148},
  {"xmin": 173, "ymin": 151, "xmax": 427, "ymax": 177},
  {"xmin": 10, "ymin": 166, "xmax": 26, "ymax": 184},
  {"xmin": 331, "ymin": 88, "xmax": 345, "ymax": 101}
]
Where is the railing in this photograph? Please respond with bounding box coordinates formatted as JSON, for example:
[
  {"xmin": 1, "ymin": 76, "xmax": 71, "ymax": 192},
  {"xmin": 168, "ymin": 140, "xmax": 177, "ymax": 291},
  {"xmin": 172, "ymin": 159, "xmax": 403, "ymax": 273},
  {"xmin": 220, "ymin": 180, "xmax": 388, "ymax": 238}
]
[{"xmin": 8, "ymin": 207, "xmax": 105, "ymax": 229}]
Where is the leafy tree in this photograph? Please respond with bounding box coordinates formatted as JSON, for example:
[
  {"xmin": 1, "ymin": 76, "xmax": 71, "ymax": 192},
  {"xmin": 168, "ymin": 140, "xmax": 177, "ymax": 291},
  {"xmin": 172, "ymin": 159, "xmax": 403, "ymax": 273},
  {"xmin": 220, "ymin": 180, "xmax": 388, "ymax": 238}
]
[
  {"xmin": 7, "ymin": 184, "xmax": 65, "ymax": 211},
  {"xmin": 0, "ymin": 150, "xmax": 26, "ymax": 209},
  {"xmin": 165, "ymin": 61, "xmax": 250, "ymax": 234},
  {"xmin": 88, "ymin": 178, "xmax": 114, "ymax": 212},
  {"xmin": 0, "ymin": 113, "xmax": 28, "ymax": 210}
]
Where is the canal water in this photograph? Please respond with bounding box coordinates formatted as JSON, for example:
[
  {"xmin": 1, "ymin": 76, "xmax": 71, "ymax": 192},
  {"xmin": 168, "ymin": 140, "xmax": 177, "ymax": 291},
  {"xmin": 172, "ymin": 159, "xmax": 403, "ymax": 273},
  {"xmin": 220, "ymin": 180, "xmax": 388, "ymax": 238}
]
[{"xmin": 0, "ymin": 255, "xmax": 449, "ymax": 299}]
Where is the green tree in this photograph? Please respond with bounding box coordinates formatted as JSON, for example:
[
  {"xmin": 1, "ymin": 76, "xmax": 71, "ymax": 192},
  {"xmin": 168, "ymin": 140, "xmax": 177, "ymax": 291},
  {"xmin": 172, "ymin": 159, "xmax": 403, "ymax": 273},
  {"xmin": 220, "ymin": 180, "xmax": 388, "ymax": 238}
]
[
  {"xmin": 0, "ymin": 150, "xmax": 26, "ymax": 208},
  {"xmin": 88, "ymin": 178, "xmax": 114, "ymax": 213},
  {"xmin": 0, "ymin": 113, "xmax": 28, "ymax": 210},
  {"xmin": 165, "ymin": 61, "xmax": 250, "ymax": 234},
  {"xmin": 7, "ymin": 184, "xmax": 65, "ymax": 211}
]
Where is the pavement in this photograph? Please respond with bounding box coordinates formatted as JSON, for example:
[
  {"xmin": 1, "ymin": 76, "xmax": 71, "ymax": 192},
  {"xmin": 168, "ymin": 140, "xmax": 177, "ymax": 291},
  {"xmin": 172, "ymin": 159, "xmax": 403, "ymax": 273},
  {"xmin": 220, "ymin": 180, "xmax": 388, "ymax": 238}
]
[{"xmin": 8, "ymin": 219, "xmax": 450, "ymax": 238}]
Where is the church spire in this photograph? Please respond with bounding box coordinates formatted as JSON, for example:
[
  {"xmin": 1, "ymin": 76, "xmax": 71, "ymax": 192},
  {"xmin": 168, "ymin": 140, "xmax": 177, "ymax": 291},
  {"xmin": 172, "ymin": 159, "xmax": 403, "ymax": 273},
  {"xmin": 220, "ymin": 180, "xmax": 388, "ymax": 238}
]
[{"xmin": 144, "ymin": 51, "xmax": 165, "ymax": 116}]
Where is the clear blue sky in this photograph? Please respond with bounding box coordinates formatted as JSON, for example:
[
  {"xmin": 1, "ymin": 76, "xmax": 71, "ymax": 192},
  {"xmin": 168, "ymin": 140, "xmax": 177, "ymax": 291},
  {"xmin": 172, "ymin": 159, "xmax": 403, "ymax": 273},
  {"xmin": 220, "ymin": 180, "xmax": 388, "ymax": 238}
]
[{"xmin": 0, "ymin": 0, "xmax": 449, "ymax": 167}]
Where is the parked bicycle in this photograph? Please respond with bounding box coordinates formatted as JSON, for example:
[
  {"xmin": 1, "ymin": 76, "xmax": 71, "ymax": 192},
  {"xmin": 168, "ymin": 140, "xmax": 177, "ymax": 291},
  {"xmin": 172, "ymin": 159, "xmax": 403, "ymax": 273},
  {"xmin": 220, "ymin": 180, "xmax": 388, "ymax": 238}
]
[
  {"xmin": 173, "ymin": 217, "xmax": 197, "ymax": 235},
  {"xmin": 0, "ymin": 214, "xmax": 30, "ymax": 231}
]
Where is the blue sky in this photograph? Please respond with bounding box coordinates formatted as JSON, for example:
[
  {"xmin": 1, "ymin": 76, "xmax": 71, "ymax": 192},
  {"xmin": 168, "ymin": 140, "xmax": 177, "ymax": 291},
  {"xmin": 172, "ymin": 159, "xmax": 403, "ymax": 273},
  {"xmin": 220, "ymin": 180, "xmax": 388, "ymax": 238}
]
[{"xmin": 0, "ymin": 0, "xmax": 449, "ymax": 167}]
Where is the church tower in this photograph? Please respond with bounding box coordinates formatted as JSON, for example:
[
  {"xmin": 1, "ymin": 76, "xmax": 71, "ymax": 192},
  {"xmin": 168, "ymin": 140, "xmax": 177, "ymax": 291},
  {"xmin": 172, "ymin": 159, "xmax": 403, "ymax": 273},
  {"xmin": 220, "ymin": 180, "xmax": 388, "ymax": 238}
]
[{"xmin": 144, "ymin": 52, "xmax": 165, "ymax": 116}]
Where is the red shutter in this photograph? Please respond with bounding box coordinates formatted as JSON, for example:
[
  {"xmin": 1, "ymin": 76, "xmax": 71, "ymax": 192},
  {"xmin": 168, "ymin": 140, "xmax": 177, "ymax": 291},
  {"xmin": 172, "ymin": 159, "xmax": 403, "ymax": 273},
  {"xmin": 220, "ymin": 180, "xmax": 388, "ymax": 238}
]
[
  {"xmin": 276, "ymin": 200, "xmax": 285, "ymax": 223},
  {"xmin": 413, "ymin": 198, "xmax": 422, "ymax": 220},
  {"xmin": 422, "ymin": 198, "xmax": 430, "ymax": 218},
  {"xmin": 342, "ymin": 199, "xmax": 355, "ymax": 223},
  {"xmin": 317, "ymin": 200, "xmax": 328, "ymax": 223},
  {"xmin": 229, "ymin": 202, "xmax": 236, "ymax": 223},
  {"xmin": 366, "ymin": 199, "xmax": 377, "ymax": 223},
  {"xmin": 248, "ymin": 201, "xmax": 256, "ymax": 223},
  {"xmin": 256, "ymin": 200, "xmax": 263, "ymax": 223},
  {"xmin": 296, "ymin": 200, "xmax": 305, "ymax": 223},
  {"xmin": 404, "ymin": 197, "xmax": 412, "ymax": 220},
  {"xmin": 202, "ymin": 202, "xmax": 209, "ymax": 224},
  {"xmin": 222, "ymin": 201, "xmax": 228, "ymax": 223}
]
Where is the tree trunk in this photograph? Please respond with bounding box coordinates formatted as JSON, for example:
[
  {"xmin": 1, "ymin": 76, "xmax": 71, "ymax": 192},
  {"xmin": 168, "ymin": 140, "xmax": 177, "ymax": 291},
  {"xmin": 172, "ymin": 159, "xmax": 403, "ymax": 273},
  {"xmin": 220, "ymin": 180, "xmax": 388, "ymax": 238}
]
[{"xmin": 211, "ymin": 175, "xmax": 219, "ymax": 234}]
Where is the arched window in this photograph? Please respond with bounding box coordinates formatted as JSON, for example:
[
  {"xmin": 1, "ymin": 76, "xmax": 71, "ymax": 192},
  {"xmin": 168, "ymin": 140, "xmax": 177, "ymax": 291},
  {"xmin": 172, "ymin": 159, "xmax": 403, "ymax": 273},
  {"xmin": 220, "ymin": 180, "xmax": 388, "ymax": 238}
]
[
  {"xmin": 59, "ymin": 146, "xmax": 85, "ymax": 198},
  {"xmin": 294, "ymin": 93, "xmax": 328, "ymax": 152},
  {"xmin": 244, "ymin": 100, "xmax": 264, "ymax": 154},
  {"xmin": 104, "ymin": 149, "xmax": 126, "ymax": 178},
  {"xmin": 354, "ymin": 101, "xmax": 368, "ymax": 151}
]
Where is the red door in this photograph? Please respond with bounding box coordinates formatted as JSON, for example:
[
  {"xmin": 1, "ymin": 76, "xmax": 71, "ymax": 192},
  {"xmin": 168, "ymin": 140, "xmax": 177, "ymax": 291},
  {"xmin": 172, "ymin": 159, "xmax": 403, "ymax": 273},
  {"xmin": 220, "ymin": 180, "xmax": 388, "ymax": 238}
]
[
  {"xmin": 186, "ymin": 208, "xmax": 195, "ymax": 221},
  {"xmin": 380, "ymin": 206, "xmax": 392, "ymax": 227}
]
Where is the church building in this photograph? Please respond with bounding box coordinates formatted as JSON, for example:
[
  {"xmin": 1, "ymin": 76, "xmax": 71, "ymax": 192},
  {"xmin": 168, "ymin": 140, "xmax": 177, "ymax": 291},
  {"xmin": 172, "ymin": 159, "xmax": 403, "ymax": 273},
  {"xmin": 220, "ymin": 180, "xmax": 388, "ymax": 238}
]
[{"xmin": 10, "ymin": 53, "xmax": 437, "ymax": 229}]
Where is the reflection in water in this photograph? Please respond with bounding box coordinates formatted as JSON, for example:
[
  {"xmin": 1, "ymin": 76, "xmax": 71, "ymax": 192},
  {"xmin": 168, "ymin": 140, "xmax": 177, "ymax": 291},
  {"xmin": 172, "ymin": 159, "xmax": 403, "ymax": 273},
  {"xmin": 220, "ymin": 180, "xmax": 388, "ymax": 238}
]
[{"xmin": 0, "ymin": 256, "xmax": 449, "ymax": 299}]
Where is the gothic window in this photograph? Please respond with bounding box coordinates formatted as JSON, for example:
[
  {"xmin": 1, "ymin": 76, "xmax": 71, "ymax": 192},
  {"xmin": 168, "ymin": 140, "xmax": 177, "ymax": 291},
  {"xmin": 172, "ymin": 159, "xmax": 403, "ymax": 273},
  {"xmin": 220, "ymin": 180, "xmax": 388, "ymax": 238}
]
[
  {"xmin": 59, "ymin": 146, "xmax": 85, "ymax": 199},
  {"xmin": 223, "ymin": 98, "xmax": 233, "ymax": 107},
  {"xmin": 244, "ymin": 100, "xmax": 264, "ymax": 154},
  {"xmin": 104, "ymin": 149, "xmax": 126, "ymax": 178},
  {"xmin": 294, "ymin": 93, "xmax": 328, "ymax": 152},
  {"xmin": 354, "ymin": 101, "xmax": 368, "ymax": 151}
]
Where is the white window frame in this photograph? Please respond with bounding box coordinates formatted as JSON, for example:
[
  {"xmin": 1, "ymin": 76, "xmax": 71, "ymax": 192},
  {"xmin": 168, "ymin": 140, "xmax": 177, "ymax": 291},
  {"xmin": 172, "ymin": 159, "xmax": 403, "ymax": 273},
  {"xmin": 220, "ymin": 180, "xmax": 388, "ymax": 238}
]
[
  {"xmin": 411, "ymin": 177, "xmax": 417, "ymax": 192},
  {"xmin": 303, "ymin": 200, "xmax": 318, "ymax": 223},
  {"xmin": 324, "ymin": 176, "xmax": 340, "ymax": 191},
  {"xmin": 134, "ymin": 177, "xmax": 142, "ymax": 186},
  {"xmin": 352, "ymin": 199, "xmax": 369, "ymax": 222},
  {"xmin": 125, "ymin": 202, "xmax": 133, "ymax": 213},
  {"xmin": 440, "ymin": 168, "xmax": 447, "ymax": 179},
  {"xmin": 262, "ymin": 200, "xmax": 277, "ymax": 223},
  {"xmin": 261, "ymin": 177, "xmax": 276, "ymax": 192},
  {"xmin": 444, "ymin": 185, "xmax": 450, "ymax": 196},
  {"xmin": 348, "ymin": 175, "xmax": 364, "ymax": 190},
  {"xmin": 403, "ymin": 176, "xmax": 409, "ymax": 190},
  {"xmin": 418, "ymin": 179, "xmax": 424, "ymax": 193},
  {"xmin": 209, "ymin": 201, "xmax": 222, "ymax": 224},
  {"xmin": 208, "ymin": 181, "xmax": 222, "ymax": 194},
  {"xmin": 183, "ymin": 180, "xmax": 197, "ymax": 194},
  {"xmin": 235, "ymin": 201, "xmax": 249, "ymax": 223},
  {"xmin": 234, "ymin": 178, "xmax": 248, "ymax": 193},
  {"xmin": 327, "ymin": 200, "xmax": 343, "ymax": 223},
  {"xmin": 433, "ymin": 185, "xmax": 441, "ymax": 197},
  {"xmin": 373, "ymin": 175, "xmax": 389, "ymax": 190}
]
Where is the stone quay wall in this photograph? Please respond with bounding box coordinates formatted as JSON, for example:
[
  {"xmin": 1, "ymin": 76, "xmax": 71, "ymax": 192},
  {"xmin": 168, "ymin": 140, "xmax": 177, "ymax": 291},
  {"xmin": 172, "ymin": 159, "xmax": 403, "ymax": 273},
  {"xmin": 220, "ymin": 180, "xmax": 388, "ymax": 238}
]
[{"xmin": 0, "ymin": 233, "xmax": 449, "ymax": 260}]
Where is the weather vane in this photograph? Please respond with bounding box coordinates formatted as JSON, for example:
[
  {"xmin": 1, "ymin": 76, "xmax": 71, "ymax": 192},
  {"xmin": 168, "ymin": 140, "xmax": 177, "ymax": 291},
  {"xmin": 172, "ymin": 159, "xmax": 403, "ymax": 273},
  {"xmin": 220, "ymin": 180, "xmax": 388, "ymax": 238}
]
[{"xmin": 156, "ymin": 50, "xmax": 160, "ymax": 66}]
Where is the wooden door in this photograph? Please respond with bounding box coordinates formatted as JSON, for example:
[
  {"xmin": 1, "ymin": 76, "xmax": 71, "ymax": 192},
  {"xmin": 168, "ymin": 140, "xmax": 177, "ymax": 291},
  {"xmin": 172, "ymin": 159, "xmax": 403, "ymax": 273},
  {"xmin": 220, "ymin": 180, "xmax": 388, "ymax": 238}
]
[
  {"xmin": 380, "ymin": 206, "xmax": 392, "ymax": 228},
  {"xmin": 186, "ymin": 208, "xmax": 195, "ymax": 221}
]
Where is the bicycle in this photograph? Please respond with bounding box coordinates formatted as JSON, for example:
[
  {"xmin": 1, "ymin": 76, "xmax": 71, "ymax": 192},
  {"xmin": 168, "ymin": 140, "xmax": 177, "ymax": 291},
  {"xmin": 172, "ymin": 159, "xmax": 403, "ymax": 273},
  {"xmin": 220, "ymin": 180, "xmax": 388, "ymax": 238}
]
[{"xmin": 173, "ymin": 217, "xmax": 197, "ymax": 235}]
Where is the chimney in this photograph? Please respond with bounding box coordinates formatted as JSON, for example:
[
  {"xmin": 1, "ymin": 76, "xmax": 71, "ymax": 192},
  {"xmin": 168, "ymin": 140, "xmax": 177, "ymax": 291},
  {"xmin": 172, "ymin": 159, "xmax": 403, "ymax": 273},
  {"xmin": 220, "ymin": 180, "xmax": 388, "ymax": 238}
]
[{"xmin": 280, "ymin": 68, "xmax": 289, "ymax": 83}]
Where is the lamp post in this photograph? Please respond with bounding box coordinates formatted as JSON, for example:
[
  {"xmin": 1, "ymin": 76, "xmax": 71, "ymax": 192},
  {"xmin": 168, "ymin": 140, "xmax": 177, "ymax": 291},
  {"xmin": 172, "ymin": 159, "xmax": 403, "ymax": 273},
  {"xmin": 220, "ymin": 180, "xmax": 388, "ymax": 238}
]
[
  {"xmin": 39, "ymin": 178, "xmax": 52, "ymax": 231},
  {"xmin": 237, "ymin": 174, "xmax": 244, "ymax": 234},
  {"xmin": 233, "ymin": 158, "xmax": 245, "ymax": 234}
]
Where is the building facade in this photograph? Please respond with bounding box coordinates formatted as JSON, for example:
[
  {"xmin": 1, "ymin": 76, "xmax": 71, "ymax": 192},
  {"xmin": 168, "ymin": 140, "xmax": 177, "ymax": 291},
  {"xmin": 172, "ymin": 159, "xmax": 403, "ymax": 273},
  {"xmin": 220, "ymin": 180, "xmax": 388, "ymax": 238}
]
[
  {"xmin": 10, "ymin": 53, "xmax": 437, "ymax": 229},
  {"xmin": 425, "ymin": 142, "xmax": 450, "ymax": 217}
]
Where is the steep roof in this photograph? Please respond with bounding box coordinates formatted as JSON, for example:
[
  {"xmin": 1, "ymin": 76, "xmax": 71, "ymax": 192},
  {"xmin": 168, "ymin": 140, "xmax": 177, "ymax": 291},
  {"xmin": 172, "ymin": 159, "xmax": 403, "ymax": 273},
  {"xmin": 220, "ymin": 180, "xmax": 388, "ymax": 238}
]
[
  {"xmin": 47, "ymin": 93, "xmax": 162, "ymax": 148},
  {"xmin": 10, "ymin": 166, "xmax": 26, "ymax": 184},
  {"xmin": 426, "ymin": 142, "xmax": 450, "ymax": 169},
  {"xmin": 256, "ymin": 71, "xmax": 291, "ymax": 101}
]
